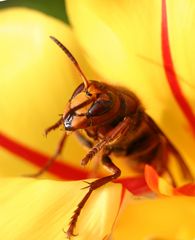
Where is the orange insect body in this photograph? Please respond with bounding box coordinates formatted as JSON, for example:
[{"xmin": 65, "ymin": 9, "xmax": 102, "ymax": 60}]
[{"xmin": 41, "ymin": 36, "xmax": 193, "ymax": 239}]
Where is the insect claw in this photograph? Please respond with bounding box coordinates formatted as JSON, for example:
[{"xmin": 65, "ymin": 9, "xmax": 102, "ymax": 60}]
[
  {"xmin": 44, "ymin": 117, "xmax": 63, "ymax": 137},
  {"xmin": 81, "ymin": 155, "xmax": 92, "ymax": 166},
  {"xmin": 64, "ymin": 227, "xmax": 78, "ymax": 239},
  {"xmin": 81, "ymin": 158, "xmax": 87, "ymax": 166},
  {"xmin": 44, "ymin": 129, "xmax": 48, "ymax": 138},
  {"xmin": 83, "ymin": 180, "xmax": 91, "ymax": 184},
  {"xmin": 81, "ymin": 180, "xmax": 92, "ymax": 190},
  {"xmin": 44, "ymin": 126, "xmax": 53, "ymax": 137},
  {"xmin": 81, "ymin": 186, "xmax": 90, "ymax": 190}
]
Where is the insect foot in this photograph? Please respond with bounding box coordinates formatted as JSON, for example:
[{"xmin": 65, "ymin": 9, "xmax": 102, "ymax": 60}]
[{"xmin": 65, "ymin": 190, "xmax": 92, "ymax": 239}]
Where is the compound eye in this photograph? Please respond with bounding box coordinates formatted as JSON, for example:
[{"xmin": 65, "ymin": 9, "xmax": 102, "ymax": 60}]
[
  {"xmin": 87, "ymin": 99, "xmax": 113, "ymax": 117},
  {"xmin": 71, "ymin": 83, "xmax": 84, "ymax": 99}
]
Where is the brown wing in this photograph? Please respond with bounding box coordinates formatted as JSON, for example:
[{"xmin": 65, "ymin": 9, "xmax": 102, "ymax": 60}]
[{"xmin": 145, "ymin": 114, "xmax": 193, "ymax": 181}]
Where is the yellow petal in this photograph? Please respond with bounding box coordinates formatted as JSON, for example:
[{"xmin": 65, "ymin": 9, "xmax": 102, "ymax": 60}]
[
  {"xmin": 66, "ymin": 0, "xmax": 164, "ymax": 99},
  {"xmin": 166, "ymin": 0, "xmax": 195, "ymax": 108},
  {"xmin": 114, "ymin": 196, "xmax": 195, "ymax": 239},
  {"xmin": 0, "ymin": 177, "xmax": 123, "ymax": 239},
  {"xmin": 67, "ymin": 0, "xmax": 195, "ymax": 176},
  {"xmin": 0, "ymin": 7, "xmax": 97, "ymax": 176}
]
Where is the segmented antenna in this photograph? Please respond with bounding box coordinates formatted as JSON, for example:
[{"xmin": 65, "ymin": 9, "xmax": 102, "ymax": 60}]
[{"xmin": 50, "ymin": 36, "xmax": 89, "ymax": 89}]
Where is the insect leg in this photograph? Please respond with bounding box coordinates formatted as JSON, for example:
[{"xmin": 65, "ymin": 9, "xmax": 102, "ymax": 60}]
[
  {"xmin": 81, "ymin": 117, "xmax": 132, "ymax": 166},
  {"xmin": 25, "ymin": 132, "xmax": 67, "ymax": 177},
  {"xmin": 66, "ymin": 155, "xmax": 121, "ymax": 239},
  {"xmin": 45, "ymin": 117, "xmax": 63, "ymax": 136},
  {"xmin": 75, "ymin": 131, "xmax": 93, "ymax": 148},
  {"xmin": 167, "ymin": 141, "xmax": 194, "ymax": 181},
  {"xmin": 145, "ymin": 115, "xmax": 193, "ymax": 182},
  {"xmin": 75, "ymin": 132, "xmax": 99, "ymax": 178}
]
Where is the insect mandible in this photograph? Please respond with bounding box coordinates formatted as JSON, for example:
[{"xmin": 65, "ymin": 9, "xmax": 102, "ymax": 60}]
[{"xmin": 34, "ymin": 36, "xmax": 193, "ymax": 239}]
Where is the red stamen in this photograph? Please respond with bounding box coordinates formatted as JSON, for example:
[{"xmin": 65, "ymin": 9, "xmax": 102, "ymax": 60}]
[
  {"xmin": 161, "ymin": 0, "xmax": 195, "ymax": 136},
  {"xmin": 0, "ymin": 132, "xmax": 88, "ymax": 180}
]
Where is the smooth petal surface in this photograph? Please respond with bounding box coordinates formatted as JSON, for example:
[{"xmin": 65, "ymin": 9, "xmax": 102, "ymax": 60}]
[
  {"xmin": 0, "ymin": 178, "xmax": 123, "ymax": 240},
  {"xmin": 0, "ymin": 8, "xmax": 97, "ymax": 177},
  {"xmin": 114, "ymin": 196, "xmax": 195, "ymax": 239},
  {"xmin": 166, "ymin": 0, "xmax": 195, "ymax": 109},
  {"xmin": 66, "ymin": 0, "xmax": 195, "ymax": 175}
]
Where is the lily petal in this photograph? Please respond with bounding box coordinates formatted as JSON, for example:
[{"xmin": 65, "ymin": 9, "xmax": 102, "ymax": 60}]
[
  {"xmin": 113, "ymin": 195, "xmax": 195, "ymax": 239},
  {"xmin": 0, "ymin": 8, "xmax": 97, "ymax": 177},
  {"xmin": 0, "ymin": 177, "xmax": 123, "ymax": 240},
  {"xmin": 164, "ymin": 0, "xmax": 195, "ymax": 112}
]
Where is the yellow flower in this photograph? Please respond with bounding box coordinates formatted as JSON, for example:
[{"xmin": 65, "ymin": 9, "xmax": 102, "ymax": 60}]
[{"xmin": 1, "ymin": 0, "xmax": 195, "ymax": 239}]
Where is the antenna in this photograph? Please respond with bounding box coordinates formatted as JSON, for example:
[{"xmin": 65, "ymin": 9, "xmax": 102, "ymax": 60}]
[{"xmin": 50, "ymin": 36, "xmax": 90, "ymax": 89}]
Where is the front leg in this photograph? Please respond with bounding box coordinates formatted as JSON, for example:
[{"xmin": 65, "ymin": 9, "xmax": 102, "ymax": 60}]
[
  {"xmin": 65, "ymin": 117, "xmax": 131, "ymax": 239},
  {"xmin": 24, "ymin": 117, "xmax": 65, "ymax": 177},
  {"xmin": 75, "ymin": 131, "xmax": 93, "ymax": 149},
  {"xmin": 66, "ymin": 155, "xmax": 121, "ymax": 239},
  {"xmin": 81, "ymin": 117, "xmax": 132, "ymax": 166},
  {"xmin": 75, "ymin": 131, "xmax": 103, "ymax": 178}
]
